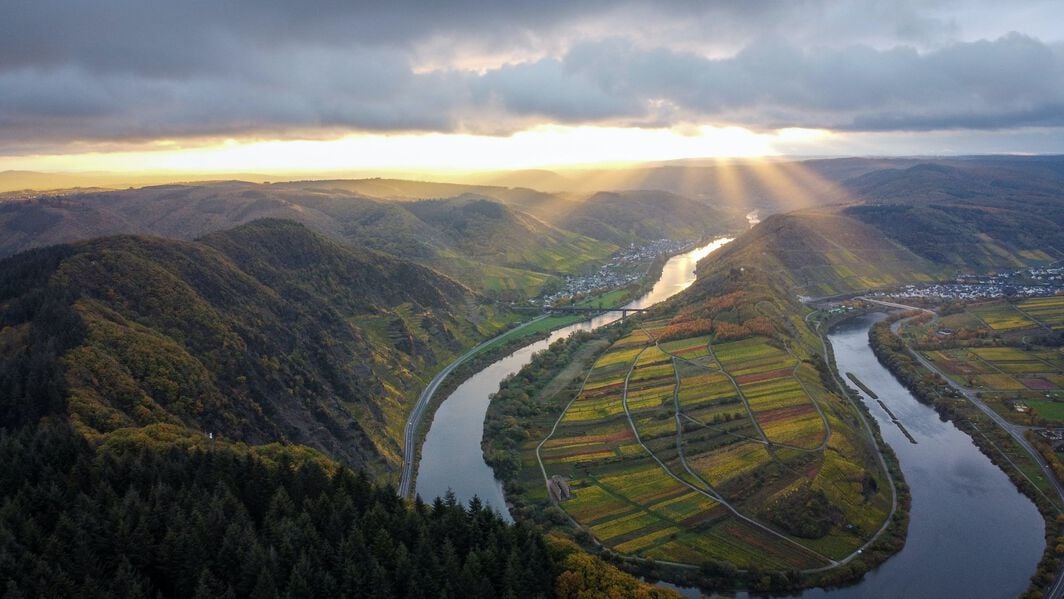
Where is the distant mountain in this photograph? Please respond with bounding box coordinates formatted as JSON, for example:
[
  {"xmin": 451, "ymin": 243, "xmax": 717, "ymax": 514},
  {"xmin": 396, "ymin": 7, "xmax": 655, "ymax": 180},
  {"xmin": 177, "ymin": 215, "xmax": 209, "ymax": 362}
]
[
  {"xmin": 0, "ymin": 181, "xmax": 617, "ymax": 299},
  {"xmin": 841, "ymin": 163, "xmax": 1064, "ymax": 270},
  {"xmin": 404, "ymin": 195, "xmax": 613, "ymax": 273},
  {"xmin": 699, "ymin": 209, "xmax": 945, "ymax": 298},
  {"xmin": 557, "ymin": 189, "xmax": 745, "ymax": 245},
  {"xmin": 279, "ymin": 178, "xmax": 576, "ymax": 222},
  {"xmin": 0, "ymin": 219, "xmax": 505, "ymax": 477},
  {"xmin": 0, "ymin": 169, "xmax": 274, "ymax": 193},
  {"xmin": 698, "ymin": 168, "xmax": 1064, "ymax": 298},
  {"xmin": 462, "ymin": 168, "xmax": 576, "ymax": 191}
]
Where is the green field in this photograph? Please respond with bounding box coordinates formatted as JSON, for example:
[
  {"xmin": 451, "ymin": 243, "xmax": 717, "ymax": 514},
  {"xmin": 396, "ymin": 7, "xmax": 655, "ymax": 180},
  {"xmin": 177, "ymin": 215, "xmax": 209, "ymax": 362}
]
[
  {"xmin": 912, "ymin": 299, "xmax": 1064, "ymax": 424},
  {"xmin": 969, "ymin": 302, "xmax": 1039, "ymax": 331},
  {"xmin": 921, "ymin": 345, "xmax": 1064, "ymax": 421},
  {"xmin": 1019, "ymin": 296, "xmax": 1064, "ymax": 330}
]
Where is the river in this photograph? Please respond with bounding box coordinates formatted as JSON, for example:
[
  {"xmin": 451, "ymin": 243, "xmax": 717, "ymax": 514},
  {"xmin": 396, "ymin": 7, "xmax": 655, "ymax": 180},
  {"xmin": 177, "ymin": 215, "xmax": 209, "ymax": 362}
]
[
  {"xmin": 798, "ymin": 314, "xmax": 1043, "ymax": 598},
  {"xmin": 710, "ymin": 314, "xmax": 1043, "ymax": 598},
  {"xmin": 414, "ymin": 250, "xmax": 1046, "ymax": 598},
  {"xmin": 414, "ymin": 238, "xmax": 732, "ymax": 516}
]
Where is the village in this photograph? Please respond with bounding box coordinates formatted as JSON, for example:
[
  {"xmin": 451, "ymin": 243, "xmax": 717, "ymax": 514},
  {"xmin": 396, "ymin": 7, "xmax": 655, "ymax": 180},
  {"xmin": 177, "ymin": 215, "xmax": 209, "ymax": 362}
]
[
  {"xmin": 868, "ymin": 264, "xmax": 1064, "ymax": 302},
  {"xmin": 536, "ymin": 238, "xmax": 693, "ymax": 306}
]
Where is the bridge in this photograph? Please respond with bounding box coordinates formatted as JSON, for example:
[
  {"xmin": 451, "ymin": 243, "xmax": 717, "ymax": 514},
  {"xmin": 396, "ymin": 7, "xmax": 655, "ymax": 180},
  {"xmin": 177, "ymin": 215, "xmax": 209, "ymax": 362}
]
[{"xmin": 512, "ymin": 305, "xmax": 649, "ymax": 320}]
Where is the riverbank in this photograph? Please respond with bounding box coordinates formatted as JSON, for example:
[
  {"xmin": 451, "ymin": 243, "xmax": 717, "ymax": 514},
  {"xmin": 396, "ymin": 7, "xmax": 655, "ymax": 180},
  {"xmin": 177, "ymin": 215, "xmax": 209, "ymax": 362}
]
[
  {"xmin": 869, "ymin": 312, "xmax": 1063, "ymax": 598},
  {"xmin": 402, "ymin": 240, "xmax": 717, "ymax": 500},
  {"xmin": 480, "ymin": 305, "xmax": 906, "ymax": 594}
]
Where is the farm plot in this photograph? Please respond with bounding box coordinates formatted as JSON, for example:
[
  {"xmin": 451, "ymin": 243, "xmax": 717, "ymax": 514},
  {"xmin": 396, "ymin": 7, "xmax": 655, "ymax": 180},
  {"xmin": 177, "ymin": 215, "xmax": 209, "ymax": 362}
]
[
  {"xmin": 660, "ymin": 336, "xmax": 711, "ymax": 361},
  {"xmin": 641, "ymin": 518, "xmax": 824, "ymax": 571},
  {"xmin": 596, "ymin": 461, "xmax": 691, "ymax": 508},
  {"xmin": 688, "ymin": 439, "xmax": 774, "ymax": 487},
  {"xmin": 971, "ymin": 347, "xmax": 1059, "ymax": 377},
  {"xmin": 713, "ymin": 337, "xmax": 797, "ymax": 376},
  {"xmin": 970, "ymin": 302, "xmax": 1038, "ymax": 331},
  {"xmin": 558, "ymin": 334, "xmax": 648, "ymax": 424},
  {"xmin": 920, "ymin": 342, "xmax": 1063, "ymax": 423},
  {"xmin": 922, "ymin": 349, "xmax": 993, "ymax": 380},
  {"xmin": 625, "ymin": 348, "xmax": 677, "ymax": 412},
  {"xmin": 1019, "ymin": 296, "xmax": 1064, "ymax": 330},
  {"xmin": 545, "ymin": 333, "xmax": 652, "ymax": 472},
  {"xmin": 739, "ymin": 371, "xmax": 827, "ymax": 449}
]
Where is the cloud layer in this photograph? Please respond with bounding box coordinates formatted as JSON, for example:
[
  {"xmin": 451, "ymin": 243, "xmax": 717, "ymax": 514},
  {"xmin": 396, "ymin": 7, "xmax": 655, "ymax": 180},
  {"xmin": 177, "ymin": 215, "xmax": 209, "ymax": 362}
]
[{"xmin": 2, "ymin": 1, "xmax": 1063, "ymax": 151}]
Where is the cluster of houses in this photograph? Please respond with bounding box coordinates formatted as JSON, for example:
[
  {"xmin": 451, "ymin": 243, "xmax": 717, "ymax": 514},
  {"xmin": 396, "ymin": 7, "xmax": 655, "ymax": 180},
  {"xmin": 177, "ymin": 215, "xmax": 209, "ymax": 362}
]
[
  {"xmin": 869, "ymin": 265, "xmax": 1063, "ymax": 302},
  {"xmin": 538, "ymin": 238, "xmax": 692, "ymax": 306},
  {"xmin": 1037, "ymin": 428, "xmax": 1064, "ymax": 449}
]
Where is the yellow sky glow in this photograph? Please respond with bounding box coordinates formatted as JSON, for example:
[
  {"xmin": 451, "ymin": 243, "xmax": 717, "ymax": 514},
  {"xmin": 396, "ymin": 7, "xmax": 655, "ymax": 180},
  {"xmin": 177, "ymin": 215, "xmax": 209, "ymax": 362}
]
[{"xmin": 2, "ymin": 125, "xmax": 830, "ymax": 174}]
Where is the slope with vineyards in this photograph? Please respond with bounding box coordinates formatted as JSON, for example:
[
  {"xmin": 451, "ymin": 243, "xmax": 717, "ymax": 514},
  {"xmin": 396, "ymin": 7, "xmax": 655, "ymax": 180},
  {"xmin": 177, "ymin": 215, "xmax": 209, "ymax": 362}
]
[{"xmin": 485, "ymin": 252, "xmax": 900, "ymax": 584}]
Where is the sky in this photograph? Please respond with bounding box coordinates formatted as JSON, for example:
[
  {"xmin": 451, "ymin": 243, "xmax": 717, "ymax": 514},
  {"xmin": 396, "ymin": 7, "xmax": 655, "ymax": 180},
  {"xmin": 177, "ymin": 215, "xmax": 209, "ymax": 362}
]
[{"xmin": 2, "ymin": 0, "xmax": 1064, "ymax": 173}]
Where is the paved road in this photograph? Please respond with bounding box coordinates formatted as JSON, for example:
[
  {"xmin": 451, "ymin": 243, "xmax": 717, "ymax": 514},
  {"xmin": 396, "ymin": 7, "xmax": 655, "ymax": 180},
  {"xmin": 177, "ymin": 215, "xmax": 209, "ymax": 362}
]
[
  {"xmin": 869, "ymin": 298, "xmax": 1064, "ymax": 599},
  {"xmin": 397, "ymin": 315, "xmax": 548, "ymax": 499}
]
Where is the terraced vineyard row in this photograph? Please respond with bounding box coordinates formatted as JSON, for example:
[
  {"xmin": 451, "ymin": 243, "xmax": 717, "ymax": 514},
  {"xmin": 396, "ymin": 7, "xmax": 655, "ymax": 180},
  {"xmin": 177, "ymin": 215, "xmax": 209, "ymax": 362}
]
[{"xmin": 537, "ymin": 320, "xmax": 892, "ymax": 569}]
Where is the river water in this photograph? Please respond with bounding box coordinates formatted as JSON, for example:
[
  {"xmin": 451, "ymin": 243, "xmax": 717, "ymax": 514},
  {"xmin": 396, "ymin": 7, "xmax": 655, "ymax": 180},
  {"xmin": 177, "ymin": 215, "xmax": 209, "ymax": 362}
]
[
  {"xmin": 415, "ymin": 248, "xmax": 1045, "ymax": 598},
  {"xmin": 415, "ymin": 238, "xmax": 732, "ymax": 515},
  {"xmin": 790, "ymin": 314, "xmax": 1043, "ymax": 599}
]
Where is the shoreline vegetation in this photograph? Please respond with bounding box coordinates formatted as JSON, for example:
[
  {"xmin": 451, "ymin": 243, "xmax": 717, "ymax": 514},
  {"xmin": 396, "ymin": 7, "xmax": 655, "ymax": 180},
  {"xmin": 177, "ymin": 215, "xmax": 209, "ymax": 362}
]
[
  {"xmin": 868, "ymin": 311, "xmax": 1064, "ymax": 599},
  {"xmin": 405, "ymin": 243, "xmax": 683, "ymax": 496},
  {"xmin": 481, "ymin": 303, "xmax": 911, "ymax": 595}
]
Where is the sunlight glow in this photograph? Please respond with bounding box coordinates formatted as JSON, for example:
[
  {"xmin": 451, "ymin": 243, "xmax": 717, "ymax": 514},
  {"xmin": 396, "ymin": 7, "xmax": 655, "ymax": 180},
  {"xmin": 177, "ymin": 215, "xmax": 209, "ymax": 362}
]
[{"xmin": 1, "ymin": 125, "xmax": 831, "ymax": 174}]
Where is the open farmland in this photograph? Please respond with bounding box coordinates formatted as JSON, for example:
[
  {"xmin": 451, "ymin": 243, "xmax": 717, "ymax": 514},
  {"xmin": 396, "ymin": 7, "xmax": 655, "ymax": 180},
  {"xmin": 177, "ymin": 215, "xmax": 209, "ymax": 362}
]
[
  {"xmin": 969, "ymin": 301, "xmax": 1039, "ymax": 331},
  {"xmin": 920, "ymin": 345, "xmax": 1064, "ymax": 423},
  {"xmin": 1018, "ymin": 296, "xmax": 1064, "ymax": 330},
  {"xmin": 905, "ymin": 296, "xmax": 1064, "ymax": 425},
  {"xmin": 537, "ymin": 321, "xmax": 889, "ymax": 568}
]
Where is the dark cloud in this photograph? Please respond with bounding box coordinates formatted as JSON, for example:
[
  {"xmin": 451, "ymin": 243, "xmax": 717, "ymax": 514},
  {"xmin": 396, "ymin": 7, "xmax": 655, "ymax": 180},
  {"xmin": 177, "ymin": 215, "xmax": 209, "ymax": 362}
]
[{"xmin": 1, "ymin": 1, "xmax": 1062, "ymax": 150}]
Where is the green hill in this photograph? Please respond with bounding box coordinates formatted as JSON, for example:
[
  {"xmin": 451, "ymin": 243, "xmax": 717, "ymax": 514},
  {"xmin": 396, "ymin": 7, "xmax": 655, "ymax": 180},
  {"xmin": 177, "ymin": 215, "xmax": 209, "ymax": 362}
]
[
  {"xmin": 699, "ymin": 209, "xmax": 945, "ymax": 298},
  {"xmin": 0, "ymin": 219, "xmax": 509, "ymax": 478},
  {"xmin": 558, "ymin": 190, "xmax": 744, "ymax": 245},
  {"xmin": 840, "ymin": 163, "xmax": 1064, "ymax": 269},
  {"xmin": 0, "ymin": 181, "xmax": 619, "ymax": 299},
  {"xmin": 405, "ymin": 196, "xmax": 614, "ymax": 272}
]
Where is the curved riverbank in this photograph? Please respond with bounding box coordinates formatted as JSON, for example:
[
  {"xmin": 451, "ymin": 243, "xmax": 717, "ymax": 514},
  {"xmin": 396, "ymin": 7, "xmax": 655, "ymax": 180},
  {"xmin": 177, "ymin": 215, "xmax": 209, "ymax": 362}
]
[
  {"xmin": 800, "ymin": 314, "xmax": 1043, "ymax": 598},
  {"xmin": 413, "ymin": 238, "xmax": 732, "ymax": 514}
]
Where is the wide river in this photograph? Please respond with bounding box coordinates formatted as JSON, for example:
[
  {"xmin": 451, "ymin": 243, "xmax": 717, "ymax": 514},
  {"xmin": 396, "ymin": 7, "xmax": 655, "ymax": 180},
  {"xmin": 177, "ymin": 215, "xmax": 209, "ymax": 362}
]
[
  {"xmin": 415, "ymin": 238, "xmax": 732, "ymax": 514},
  {"xmin": 415, "ymin": 243, "xmax": 1045, "ymax": 598}
]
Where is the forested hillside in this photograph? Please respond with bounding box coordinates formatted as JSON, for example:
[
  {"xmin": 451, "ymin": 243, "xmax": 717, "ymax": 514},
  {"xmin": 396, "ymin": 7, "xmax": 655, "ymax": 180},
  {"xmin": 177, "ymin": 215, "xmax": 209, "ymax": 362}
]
[
  {"xmin": 841, "ymin": 163, "xmax": 1064, "ymax": 270},
  {"xmin": 0, "ymin": 219, "xmax": 507, "ymax": 478},
  {"xmin": 0, "ymin": 182, "xmax": 621, "ymax": 300},
  {"xmin": 702, "ymin": 210, "xmax": 945, "ymax": 298},
  {"xmin": 0, "ymin": 178, "xmax": 751, "ymax": 301},
  {"xmin": 557, "ymin": 190, "xmax": 743, "ymax": 246},
  {"xmin": 0, "ymin": 421, "xmax": 677, "ymax": 598}
]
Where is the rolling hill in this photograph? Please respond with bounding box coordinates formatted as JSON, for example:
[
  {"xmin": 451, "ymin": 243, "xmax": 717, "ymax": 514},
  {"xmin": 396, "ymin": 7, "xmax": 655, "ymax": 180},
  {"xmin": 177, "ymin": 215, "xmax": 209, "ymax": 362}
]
[
  {"xmin": 0, "ymin": 219, "xmax": 509, "ymax": 478},
  {"xmin": 840, "ymin": 163, "xmax": 1064, "ymax": 269},
  {"xmin": 557, "ymin": 190, "xmax": 745, "ymax": 245},
  {"xmin": 0, "ymin": 181, "xmax": 621, "ymax": 299},
  {"xmin": 698, "ymin": 209, "xmax": 947, "ymax": 298}
]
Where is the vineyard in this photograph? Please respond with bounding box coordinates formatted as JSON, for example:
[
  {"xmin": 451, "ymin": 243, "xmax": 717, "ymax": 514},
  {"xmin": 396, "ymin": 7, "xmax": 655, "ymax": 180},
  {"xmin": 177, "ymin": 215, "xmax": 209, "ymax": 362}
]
[
  {"xmin": 536, "ymin": 318, "xmax": 890, "ymax": 568},
  {"xmin": 906, "ymin": 296, "xmax": 1064, "ymax": 424}
]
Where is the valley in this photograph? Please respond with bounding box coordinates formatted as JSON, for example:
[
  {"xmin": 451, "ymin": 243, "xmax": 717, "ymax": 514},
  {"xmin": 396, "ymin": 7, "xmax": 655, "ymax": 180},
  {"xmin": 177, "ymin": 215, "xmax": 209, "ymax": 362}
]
[
  {"xmin": 7, "ymin": 4, "xmax": 1064, "ymax": 598},
  {"xmin": 3, "ymin": 155, "xmax": 1064, "ymax": 598}
]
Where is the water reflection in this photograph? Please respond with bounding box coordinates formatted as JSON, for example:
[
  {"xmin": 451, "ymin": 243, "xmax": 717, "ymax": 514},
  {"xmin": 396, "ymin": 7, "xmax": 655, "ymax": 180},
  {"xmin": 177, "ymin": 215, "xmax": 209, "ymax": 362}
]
[
  {"xmin": 701, "ymin": 314, "xmax": 1043, "ymax": 599},
  {"xmin": 414, "ymin": 238, "xmax": 732, "ymax": 517}
]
